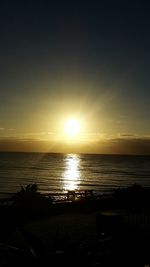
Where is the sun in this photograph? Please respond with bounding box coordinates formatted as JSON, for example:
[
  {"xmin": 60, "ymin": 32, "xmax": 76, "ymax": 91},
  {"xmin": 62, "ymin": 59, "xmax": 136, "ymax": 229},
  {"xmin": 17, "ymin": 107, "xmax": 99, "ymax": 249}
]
[{"xmin": 64, "ymin": 118, "xmax": 81, "ymax": 139}]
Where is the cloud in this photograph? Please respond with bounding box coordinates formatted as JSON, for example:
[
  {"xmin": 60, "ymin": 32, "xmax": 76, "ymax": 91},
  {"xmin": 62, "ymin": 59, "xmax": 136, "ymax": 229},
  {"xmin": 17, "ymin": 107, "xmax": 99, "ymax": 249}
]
[
  {"xmin": 95, "ymin": 137, "xmax": 150, "ymax": 155},
  {"xmin": 0, "ymin": 128, "xmax": 5, "ymax": 131},
  {"xmin": 118, "ymin": 133, "xmax": 136, "ymax": 138},
  {"xmin": 23, "ymin": 132, "xmax": 47, "ymax": 136},
  {"xmin": 0, "ymin": 136, "xmax": 150, "ymax": 155}
]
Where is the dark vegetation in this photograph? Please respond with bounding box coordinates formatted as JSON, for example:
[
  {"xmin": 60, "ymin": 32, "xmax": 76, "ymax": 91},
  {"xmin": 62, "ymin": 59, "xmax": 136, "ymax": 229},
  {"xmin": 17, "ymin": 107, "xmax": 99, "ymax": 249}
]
[
  {"xmin": 0, "ymin": 183, "xmax": 150, "ymax": 266},
  {"xmin": 1, "ymin": 183, "xmax": 150, "ymax": 225},
  {"xmin": 113, "ymin": 183, "xmax": 150, "ymax": 208},
  {"xmin": 12, "ymin": 183, "xmax": 52, "ymax": 214}
]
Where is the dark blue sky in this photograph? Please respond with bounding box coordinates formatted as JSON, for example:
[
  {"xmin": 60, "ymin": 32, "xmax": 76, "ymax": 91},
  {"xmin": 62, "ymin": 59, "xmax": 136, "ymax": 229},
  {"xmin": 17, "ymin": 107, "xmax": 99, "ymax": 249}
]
[{"xmin": 0, "ymin": 1, "xmax": 150, "ymax": 153}]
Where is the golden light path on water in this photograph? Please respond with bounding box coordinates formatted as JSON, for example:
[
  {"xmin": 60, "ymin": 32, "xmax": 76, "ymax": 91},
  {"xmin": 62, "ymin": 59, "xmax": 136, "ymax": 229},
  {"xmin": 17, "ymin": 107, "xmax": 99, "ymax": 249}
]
[{"xmin": 63, "ymin": 154, "xmax": 81, "ymax": 191}]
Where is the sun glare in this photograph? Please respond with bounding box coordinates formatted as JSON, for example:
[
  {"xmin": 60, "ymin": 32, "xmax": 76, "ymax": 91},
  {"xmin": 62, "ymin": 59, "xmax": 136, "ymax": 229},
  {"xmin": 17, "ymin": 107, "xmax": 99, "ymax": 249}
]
[{"xmin": 64, "ymin": 118, "xmax": 81, "ymax": 139}]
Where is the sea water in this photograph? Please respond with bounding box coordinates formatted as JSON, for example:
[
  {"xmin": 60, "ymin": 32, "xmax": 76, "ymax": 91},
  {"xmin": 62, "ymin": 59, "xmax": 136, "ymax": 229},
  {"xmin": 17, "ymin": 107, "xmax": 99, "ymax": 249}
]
[{"xmin": 0, "ymin": 152, "xmax": 150, "ymax": 197}]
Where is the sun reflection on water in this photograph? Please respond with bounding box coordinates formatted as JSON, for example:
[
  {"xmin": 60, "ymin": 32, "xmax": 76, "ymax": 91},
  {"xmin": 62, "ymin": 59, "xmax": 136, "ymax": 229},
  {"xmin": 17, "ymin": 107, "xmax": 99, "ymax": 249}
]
[{"xmin": 63, "ymin": 154, "xmax": 81, "ymax": 191}]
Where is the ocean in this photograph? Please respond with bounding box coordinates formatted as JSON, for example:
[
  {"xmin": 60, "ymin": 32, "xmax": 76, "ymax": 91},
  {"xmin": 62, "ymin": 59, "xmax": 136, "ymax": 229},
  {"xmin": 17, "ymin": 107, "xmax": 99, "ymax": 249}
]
[{"xmin": 0, "ymin": 152, "xmax": 150, "ymax": 198}]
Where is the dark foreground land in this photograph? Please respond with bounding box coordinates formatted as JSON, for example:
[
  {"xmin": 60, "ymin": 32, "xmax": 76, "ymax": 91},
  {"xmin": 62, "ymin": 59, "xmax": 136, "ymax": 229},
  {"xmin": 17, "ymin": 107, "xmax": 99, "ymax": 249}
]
[{"xmin": 0, "ymin": 184, "xmax": 150, "ymax": 266}]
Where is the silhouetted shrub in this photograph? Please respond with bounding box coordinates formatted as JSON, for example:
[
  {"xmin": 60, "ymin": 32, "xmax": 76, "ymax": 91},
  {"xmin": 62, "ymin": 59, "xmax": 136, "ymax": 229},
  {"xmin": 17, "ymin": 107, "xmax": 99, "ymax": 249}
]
[
  {"xmin": 12, "ymin": 184, "xmax": 52, "ymax": 212},
  {"xmin": 113, "ymin": 183, "xmax": 150, "ymax": 208}
]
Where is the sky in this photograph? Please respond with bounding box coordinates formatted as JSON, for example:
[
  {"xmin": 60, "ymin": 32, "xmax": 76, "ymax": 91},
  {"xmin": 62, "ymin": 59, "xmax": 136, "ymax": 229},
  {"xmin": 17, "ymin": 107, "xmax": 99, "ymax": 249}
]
[{"xmin": 0, "ymin": 0, "xmax": 150, "ymax": 154}]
